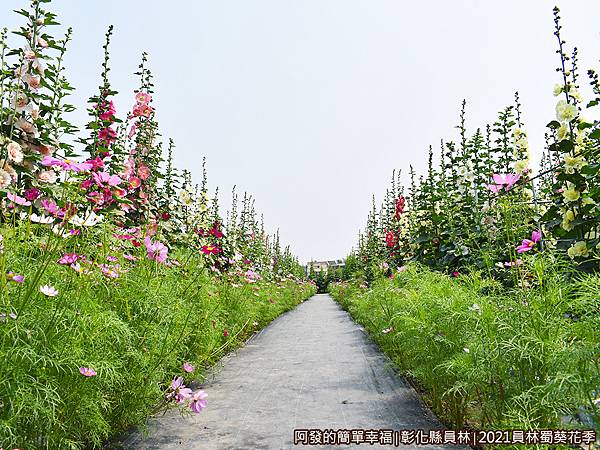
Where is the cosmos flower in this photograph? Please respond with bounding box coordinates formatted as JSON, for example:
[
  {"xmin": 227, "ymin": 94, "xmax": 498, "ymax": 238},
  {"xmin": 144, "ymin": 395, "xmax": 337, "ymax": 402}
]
[
  {"xmin": 516, "ymin": 230, "xmax": 541, "ymax": 253},
  {"xmin": 40, "ymin": 285, "xmax": 59, "ymax": 297},
  {"xmin": 189, "ymin": 390, "xmax": 208, "ymax": 413},
  {"xmin": 79, "ymin": 367, "xmax": 97, "ymax": 377}
]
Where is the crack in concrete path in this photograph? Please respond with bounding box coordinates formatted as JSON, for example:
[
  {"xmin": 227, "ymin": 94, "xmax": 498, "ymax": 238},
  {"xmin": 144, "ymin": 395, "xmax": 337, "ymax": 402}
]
[{"xmin": 121, "ymin": 294, "xmax": 466, "ymax": 450}]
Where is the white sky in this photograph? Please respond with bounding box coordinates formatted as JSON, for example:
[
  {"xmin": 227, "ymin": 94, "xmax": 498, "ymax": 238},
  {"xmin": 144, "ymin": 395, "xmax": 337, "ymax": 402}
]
[{"xmin": 3, "ymin": 1, "xmax": 600, "ymax": 263}]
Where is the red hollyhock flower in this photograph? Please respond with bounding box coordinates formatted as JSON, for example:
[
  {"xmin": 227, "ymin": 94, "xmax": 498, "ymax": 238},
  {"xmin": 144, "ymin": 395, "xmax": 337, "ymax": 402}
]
[
  {"xmin": 395, "ymin": 196, "xmax": 405, "ymax": 220},
  {"xmin": 385, "ymin": 230, "xmax": 398, "ymax": 248}
]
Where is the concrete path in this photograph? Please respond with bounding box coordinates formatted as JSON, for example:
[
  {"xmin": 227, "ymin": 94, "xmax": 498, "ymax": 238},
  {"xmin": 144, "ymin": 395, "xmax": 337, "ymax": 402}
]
[{"xmin": 122, "ymin": 294, "xmax": 464, "ymax": 450}]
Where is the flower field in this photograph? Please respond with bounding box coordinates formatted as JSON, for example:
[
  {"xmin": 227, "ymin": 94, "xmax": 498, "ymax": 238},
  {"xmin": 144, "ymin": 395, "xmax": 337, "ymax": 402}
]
[
  {"xmin": 0, "ymin": 1, "xmax": 315, "ymax": 448},
  {"xmin": 329, "ymin": 6, "xmax": 600, "ymax": 437}
]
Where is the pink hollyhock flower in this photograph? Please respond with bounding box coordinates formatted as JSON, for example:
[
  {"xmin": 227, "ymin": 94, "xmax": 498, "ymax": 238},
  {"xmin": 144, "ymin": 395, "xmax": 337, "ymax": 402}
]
[
  {"xmin": 24, "ymin": 188, "xmax": 41, "ymax": 201},
  {"xmin": 37, "ymin": 36, "xmax": 49, "ymax": 48},
  {"xmin": 98, "ymin": 127, "xmax": 117, "ymax": 146},
  {"xmin": 38, "ymin": 170, "xmax": 58, "ymax": 184},
  {"xmin": 189, "ymin": 390, "xmax": 208, "ymax": 413},
  {"xmin": 128, "ymin": 123, "xmax": 137, "ymax": 138},
  {"xmin": 98, "ymin": 101, "xmax": 116, "ymax": 121},
  {"xmin": 128, "ymin": 176, "xmax": 141, "ymax": 189},
  {"xmin": 137, "ymin": 164, "xmax": 151, "ymax": 180},
  {"xmin": 144, "ymin": 236, "xmax": 168, "ymax": 263},
  {"xmin": 86, "ymin": 157, "xmax": 105, "ymax": 170},
  {"xmin": 133, "ymin": 103, "xmax": 153, "ymax": 118},
  {"xmin": 79, "ymin": 367, "xmax": 96, "ymax": 377},
  {"xmin": 7, "ymin": 192, "xmax": 31, "ymax": 206},
  {"xmin": 516, "ymin": 230, "xmax": 542, "ymax": 253},
  {"xmin": 58, "ymin": 253, "xmax": 78, "ymax": 265},
  {"xmin": 16, "ymin": 118, "xmax": 36, "ymax": 134},
  {"xmin": 113, "ymin": 187, "xmax": 127, "ymax": 197},
  {"xmin": 135, "ymin": 92, "xmax": 152, "ymax": 104},
  {"xmin": 92, "ymin": 171, "xmax": 122, "ymax": 187},
  {"xmin": 183, "ymin": 362, "xmax": 195, "ymax": 373}
]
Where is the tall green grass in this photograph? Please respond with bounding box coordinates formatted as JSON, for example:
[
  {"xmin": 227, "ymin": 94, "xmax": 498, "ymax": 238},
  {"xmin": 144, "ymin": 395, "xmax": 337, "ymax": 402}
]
[{"xmin": 330, "ymin": 263, "xmax": 600, "ymax": 434}]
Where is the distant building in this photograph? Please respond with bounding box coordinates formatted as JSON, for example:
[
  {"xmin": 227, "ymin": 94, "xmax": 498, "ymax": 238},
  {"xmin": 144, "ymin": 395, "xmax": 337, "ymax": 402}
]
[{"xmin": 306, "ymin": 259, "xmax": 345, "ymax": 275}]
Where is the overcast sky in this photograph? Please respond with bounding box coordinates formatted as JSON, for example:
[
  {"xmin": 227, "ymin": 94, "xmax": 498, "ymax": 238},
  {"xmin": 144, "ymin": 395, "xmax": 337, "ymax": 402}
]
[{"xmin": 3, "ymin": 1, "xmax": 600, "ymax": 263}]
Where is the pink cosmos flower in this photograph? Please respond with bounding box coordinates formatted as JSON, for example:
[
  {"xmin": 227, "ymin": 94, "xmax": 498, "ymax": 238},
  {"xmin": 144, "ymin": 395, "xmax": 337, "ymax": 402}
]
[
  {"xmin": 107, "ymin": 255, "xmax": 118, "ymax": 262},
  {"xmin": 58, "ymin": 253, "xmax": 78, "ymax": 265},
  {"xmin": 144, "ymin": 236, "xmax": 168, "ymax": 263},
  {"xmin": 100, "ymin": 264, "xmax": 119, "ymax": 279},
  {"xmin": 92, "ymin": 171, "xmax": 122, "ymax": 187},
  {"xmin": 166, "ymin": 376, "xmax": 193, "ymax": 404},
  {"xmin": 451, "ymin": 271, "xmax": 460, "ymax": 277},
  {"xmin": 189, "ymin": 390, "xmax": 208, "ymax": 413},
  {"xmin": 41, "ymin": 156, "xmax": 93, "ymax": 172},
  {"xmin": 183, "ymin": 362, "xmax": 195, "ymax": 373},
  {"xmin": 487, "ymin": 173, "xmax": 521, "ymax": 193},
  {"xmin": 516, "ymin": 230, "xmax": 542, "ymax": 253},
  {"xmin": 7, "ymin": 192, "xmax": 31, "ymax": 206},
  {"xmin": 244, "ymin": 269, "xmax": 261, "ymax": 283},
  {"xmin": 6, "ymin": 272, "xmax": 24, "ymax": 283},
  {"xmin": 79, "ymin": 367, "xmax": 96, "ymax": 377},
  {"xmin": 223, "ymin": 329, "xmax": 229, "ymax": 337}
]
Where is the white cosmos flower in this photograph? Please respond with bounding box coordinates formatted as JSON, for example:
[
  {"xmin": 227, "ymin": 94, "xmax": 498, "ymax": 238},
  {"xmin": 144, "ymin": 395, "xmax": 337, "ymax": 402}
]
[
  {"xmin": 30, "ymin": 213, "xmax": 55, "ymax": 224},
  {"xmin": 40, "ymin": 284, "xmax": 59, "ymax": 297},
  {"xmin": 69, "ymin": 211, "xmax": 103, "ymax": 227}
]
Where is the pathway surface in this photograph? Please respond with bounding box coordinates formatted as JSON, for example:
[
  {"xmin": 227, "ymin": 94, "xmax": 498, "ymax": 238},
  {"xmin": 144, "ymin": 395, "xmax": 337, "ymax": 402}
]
[{"xmin": 122, "ymin": 294, "xmax": 464, "ymax": 450}]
